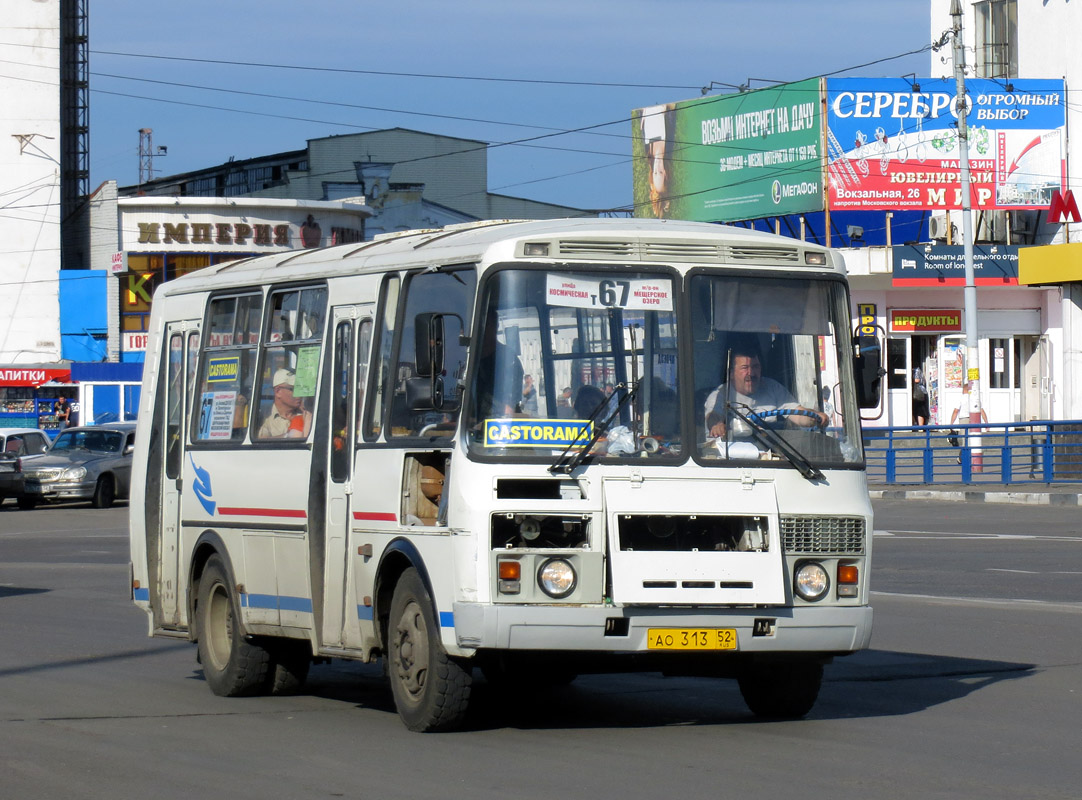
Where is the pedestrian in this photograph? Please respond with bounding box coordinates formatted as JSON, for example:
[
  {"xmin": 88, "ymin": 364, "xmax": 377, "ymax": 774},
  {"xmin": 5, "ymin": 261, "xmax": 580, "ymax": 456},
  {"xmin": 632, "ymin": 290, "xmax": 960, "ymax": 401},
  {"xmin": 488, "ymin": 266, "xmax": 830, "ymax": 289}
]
[{"xmin": 53, "ymin": 395, "xmax": 72, "ymax": 429}]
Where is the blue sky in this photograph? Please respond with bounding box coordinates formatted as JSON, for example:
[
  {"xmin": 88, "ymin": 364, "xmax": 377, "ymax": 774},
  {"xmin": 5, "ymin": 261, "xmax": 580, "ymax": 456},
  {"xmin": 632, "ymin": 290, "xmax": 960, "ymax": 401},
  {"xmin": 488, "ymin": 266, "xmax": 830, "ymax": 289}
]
[{"xmin": 88, "ymin": 0, "xmax": 933, "ymax": 211}]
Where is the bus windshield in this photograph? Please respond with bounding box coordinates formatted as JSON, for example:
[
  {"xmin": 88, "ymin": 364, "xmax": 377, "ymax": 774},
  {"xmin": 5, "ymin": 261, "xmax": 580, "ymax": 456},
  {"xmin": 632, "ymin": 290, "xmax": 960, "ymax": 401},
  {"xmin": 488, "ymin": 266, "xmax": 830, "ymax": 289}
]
[
  {"xmin": 466, "ymin": 268, "xmax": 862, "ymax": 468},
  {"xmin": 466, "ymin": 267, "xmax": 681, "ymax": 462},
  {"xmin": 690, "ymin": 273, "xmax": 862, "ymax": 467}
]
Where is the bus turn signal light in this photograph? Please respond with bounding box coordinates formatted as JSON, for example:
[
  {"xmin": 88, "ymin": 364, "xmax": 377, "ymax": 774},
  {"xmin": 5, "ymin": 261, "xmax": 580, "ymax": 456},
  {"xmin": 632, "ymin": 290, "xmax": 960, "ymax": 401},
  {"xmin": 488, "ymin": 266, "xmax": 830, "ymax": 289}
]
[
  {"xmin": 837, "ymin": 564, "xmax": 858, "ymax": 597},
  {"xmin": 498, "ymin": 561, "xmax": 521, "ymax": 580}
]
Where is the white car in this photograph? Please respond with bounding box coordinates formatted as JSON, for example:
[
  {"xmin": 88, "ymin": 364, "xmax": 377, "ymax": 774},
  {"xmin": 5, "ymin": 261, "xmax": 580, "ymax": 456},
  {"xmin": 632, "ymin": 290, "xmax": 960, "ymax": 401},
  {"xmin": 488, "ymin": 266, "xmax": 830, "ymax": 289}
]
[{"xmin": 0, "ymin": 428, "xmax": 52, "ymax": 509}]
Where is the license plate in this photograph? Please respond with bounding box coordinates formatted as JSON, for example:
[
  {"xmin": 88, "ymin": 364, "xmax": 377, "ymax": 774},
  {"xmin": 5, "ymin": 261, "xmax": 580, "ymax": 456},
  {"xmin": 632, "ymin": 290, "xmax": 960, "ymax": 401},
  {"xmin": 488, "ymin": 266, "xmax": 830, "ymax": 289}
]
[{"xmin": 647, "ymin": 628, "xmax": 737, "ymax": 651}]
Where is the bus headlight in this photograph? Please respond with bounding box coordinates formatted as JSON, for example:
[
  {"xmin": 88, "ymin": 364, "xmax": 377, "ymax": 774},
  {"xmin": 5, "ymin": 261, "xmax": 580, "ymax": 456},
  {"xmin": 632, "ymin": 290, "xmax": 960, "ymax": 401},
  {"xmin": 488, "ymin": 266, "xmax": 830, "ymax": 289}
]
[
  {"xmin": 794, "ymin": 561, "xmax": 829, "ymax": 601},
  {"xmin": 538, "ymin": 558, "xmax": 576, "ymax": 598}
]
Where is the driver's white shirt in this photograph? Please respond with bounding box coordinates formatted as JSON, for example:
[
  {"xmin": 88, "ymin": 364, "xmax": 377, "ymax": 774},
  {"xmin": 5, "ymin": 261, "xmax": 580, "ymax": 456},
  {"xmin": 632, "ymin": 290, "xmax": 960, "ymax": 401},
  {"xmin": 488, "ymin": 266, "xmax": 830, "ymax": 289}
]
[{"xmin": 704, "ymin": 377, "xmax": 798, "ymax": 419}]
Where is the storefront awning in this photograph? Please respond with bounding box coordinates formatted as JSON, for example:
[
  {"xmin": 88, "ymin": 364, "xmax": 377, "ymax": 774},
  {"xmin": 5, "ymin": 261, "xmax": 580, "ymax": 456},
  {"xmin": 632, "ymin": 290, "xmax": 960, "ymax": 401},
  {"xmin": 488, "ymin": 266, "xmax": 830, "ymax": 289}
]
[{"xmin": 1018, "ymin": 241, "xmax": 1082, "ymax": 285}]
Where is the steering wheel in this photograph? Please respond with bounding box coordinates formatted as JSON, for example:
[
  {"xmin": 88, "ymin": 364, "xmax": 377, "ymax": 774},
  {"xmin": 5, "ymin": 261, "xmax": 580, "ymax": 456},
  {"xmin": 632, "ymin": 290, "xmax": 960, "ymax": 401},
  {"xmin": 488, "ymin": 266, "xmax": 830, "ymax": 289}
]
[{"xmin": 748, "ymin": 408, "xmax": 826, "ymax": 429}]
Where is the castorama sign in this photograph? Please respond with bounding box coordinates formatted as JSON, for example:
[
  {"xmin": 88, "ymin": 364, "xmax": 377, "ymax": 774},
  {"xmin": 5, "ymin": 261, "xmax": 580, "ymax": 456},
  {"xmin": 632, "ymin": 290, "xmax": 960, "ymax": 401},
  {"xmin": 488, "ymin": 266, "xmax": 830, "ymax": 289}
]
[{"xmin": 827, "ymin": 77, "xmax": 1066, "ymax": 211}]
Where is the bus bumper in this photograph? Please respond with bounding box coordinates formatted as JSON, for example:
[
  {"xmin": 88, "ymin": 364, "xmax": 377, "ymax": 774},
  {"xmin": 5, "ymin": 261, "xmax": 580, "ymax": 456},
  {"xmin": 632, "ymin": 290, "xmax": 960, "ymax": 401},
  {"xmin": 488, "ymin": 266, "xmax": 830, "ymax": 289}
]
[{"xmin": 449, "ymin": 603, "xmax": 873, "ymax": 656}]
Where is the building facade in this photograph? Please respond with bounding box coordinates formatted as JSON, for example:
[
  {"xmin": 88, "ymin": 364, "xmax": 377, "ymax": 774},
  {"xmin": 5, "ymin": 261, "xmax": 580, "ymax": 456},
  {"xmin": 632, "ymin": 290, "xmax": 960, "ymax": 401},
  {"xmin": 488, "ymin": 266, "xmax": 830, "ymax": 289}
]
[
  {"xmin": 128, "ymin": 128, "xmax": 589, "ymax": 239},
  {"xmin": 0, "ymin": 1, "xmax": 63, "ymax": 364}
]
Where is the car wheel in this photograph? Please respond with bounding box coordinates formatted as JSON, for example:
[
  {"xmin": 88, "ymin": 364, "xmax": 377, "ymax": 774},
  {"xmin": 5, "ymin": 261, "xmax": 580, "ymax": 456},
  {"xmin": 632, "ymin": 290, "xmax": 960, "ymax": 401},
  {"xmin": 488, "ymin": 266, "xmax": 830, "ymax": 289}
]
[{"xmin": 91, "ymin": 475, "xmax": 115, "ymax": 509}]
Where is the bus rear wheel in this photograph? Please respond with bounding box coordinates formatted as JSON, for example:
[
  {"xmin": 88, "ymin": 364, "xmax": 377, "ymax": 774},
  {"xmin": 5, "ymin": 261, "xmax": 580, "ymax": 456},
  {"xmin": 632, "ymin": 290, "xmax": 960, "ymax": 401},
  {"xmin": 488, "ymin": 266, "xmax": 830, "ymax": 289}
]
[
  {"xmin": 737, "ymin": 660, "xmax": 823, "ymax": 719},
  {"xmin": 196, "ymin": 555, "xmax": 271, "ymax": 697},
  {"xmin": 387, "ymin": 568, "xmax": 472, "ymax": 732}
]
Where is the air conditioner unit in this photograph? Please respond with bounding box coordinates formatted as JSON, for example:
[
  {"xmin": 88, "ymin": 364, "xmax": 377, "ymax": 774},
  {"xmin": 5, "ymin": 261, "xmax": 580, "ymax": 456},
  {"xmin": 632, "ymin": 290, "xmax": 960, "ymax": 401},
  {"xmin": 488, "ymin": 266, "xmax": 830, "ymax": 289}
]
[{"xmin": 928, "ymin": 215, "xmax": 954, "ymax": 241}]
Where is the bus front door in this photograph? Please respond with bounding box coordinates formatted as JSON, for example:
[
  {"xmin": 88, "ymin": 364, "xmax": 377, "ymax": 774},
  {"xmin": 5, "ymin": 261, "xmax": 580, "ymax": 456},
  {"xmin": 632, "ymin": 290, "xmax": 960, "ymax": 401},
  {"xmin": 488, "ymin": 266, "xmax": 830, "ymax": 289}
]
[
  {"xmin": 319, "ymin": 307, "xmax": 372, "ymax": 649},
  {"xmin": 161, "ymin": 323, "xmax": 199, "ymax": 627}
]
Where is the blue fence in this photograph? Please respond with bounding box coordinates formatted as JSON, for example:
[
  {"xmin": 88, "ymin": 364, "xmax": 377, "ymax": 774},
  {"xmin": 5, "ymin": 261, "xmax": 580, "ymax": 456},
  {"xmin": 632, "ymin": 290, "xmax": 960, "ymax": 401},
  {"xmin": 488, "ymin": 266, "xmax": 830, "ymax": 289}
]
[{"xmin": 862, "ymin": 420, "xmax": 1082, "ymax": 484}]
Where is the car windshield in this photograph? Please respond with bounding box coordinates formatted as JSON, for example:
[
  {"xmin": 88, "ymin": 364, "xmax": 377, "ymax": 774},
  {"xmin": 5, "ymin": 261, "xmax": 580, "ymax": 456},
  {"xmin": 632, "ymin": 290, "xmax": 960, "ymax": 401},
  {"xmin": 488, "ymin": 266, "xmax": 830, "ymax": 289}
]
[
  {"xmin": 51, "ymin": 430, "xmax": 125, "ymax": 454},
  {"xmin": 689, "ymin": 274, "xmax": 862, "ymax": 467},
  {"xmin": 465, "ymin": 267, "xmax": 680, "ymax": 462}
]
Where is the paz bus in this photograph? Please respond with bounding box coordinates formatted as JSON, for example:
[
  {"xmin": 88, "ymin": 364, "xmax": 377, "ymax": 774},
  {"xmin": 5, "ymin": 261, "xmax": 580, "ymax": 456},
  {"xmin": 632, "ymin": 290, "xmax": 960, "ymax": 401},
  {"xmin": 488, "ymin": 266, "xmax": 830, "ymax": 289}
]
[{"xmin": 130, "ymin": 217, "xmax": 881, "ymax": 731}]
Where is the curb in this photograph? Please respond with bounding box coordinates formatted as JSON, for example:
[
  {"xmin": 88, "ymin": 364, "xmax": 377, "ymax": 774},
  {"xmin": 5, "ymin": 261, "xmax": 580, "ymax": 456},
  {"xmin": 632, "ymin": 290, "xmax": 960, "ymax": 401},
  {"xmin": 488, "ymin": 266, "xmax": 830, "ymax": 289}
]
[{"xmin": 869, "ymin": 488, "xmax": 1081, "ymax": 506}]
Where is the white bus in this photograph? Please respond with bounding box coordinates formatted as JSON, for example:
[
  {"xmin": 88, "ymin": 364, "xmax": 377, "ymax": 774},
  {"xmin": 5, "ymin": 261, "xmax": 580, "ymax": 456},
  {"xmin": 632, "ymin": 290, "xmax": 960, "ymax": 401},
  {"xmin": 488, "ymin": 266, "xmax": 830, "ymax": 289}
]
[{"xmin": 130, "ymin": 218, "xmax": 881, "ymax": 731}]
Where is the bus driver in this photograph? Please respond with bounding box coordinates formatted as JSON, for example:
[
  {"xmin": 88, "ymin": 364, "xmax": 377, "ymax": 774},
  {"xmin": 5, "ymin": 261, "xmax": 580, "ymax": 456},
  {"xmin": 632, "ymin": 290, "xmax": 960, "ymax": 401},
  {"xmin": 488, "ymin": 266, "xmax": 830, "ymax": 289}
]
[{"xmin": 704, "ymin": 341, "xmax": 828, "ymax": 438}]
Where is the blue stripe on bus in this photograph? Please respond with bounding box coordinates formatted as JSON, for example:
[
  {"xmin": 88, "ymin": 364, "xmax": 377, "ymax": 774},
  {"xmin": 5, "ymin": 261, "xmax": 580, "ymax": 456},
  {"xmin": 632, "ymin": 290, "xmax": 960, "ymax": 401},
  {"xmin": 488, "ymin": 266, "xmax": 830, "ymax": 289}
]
[
  {"xmin": 241, "ymin": 593, "xmax": 313, "ymax": 613},
  {"xmin": 355, "ymin": 606, "xmax": 453, "ymax": 629},
  {"xmin": 133, "ymin": 588, "xmax": 150, "ymax": 602}
]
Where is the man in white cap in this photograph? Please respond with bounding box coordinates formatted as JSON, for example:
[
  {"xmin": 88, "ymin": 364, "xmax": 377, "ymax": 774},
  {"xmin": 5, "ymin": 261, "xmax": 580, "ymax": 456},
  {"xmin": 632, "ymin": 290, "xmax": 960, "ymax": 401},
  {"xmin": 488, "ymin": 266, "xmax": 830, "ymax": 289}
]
[{"xmin": 258, "ymin": 367, "xmax": 311, "ymax": 438}]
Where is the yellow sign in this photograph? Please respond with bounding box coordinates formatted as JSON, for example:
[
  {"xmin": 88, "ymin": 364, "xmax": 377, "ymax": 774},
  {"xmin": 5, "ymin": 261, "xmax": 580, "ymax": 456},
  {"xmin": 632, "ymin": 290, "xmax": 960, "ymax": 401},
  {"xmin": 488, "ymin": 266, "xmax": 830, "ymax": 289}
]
[{"xmin": 967, "ymin": 368, "xmax": 980, "ymax": 380}]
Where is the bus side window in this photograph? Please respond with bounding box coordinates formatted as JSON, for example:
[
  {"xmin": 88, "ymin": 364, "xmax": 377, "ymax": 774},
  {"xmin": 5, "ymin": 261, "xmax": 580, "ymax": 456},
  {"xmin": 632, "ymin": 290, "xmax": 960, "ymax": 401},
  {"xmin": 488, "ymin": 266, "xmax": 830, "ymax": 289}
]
[
  {"xmin": 388, "ymin": 268, "xmax": 475, "ymax": 438},
  {"xmin": 364, "ymin": 276, "xmax": 400, "ymax": 441},
  {"xmin": 254, "ymin": 286, "xmax": 326, "ymax": 441},
  {"xmin": 193, "ymin": 293, "xmax": 261, "ymax": 443},
  {"xmin": 165, "ymin": 333, "xmax": 184, "ymax": 478},
  {"xmin": 355, "ymin": 319, "xmax": 373, "ymax": 443}
]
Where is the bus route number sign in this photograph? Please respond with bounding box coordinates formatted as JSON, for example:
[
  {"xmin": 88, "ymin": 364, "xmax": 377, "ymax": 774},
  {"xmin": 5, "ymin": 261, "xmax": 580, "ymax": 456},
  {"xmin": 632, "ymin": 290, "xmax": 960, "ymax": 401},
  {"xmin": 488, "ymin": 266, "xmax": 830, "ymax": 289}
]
[{"xmin": 545, "ymin": 274, "xmax": 673, "ymax": 312}]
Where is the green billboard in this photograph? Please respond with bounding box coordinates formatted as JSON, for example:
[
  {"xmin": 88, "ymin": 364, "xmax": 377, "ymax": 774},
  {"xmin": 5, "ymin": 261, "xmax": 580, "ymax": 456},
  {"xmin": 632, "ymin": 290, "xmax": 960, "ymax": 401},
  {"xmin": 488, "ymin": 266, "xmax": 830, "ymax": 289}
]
[{"xmin": 632, "ymin": 78, "xmax": 824, "ymax": 222}]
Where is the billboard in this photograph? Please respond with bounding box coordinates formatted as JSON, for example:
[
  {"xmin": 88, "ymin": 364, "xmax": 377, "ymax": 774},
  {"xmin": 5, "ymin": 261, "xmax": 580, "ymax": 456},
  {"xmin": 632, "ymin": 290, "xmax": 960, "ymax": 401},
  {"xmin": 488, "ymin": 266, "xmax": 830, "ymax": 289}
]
[
  {"xmin": 827, "ymin": 77, "xmax": 1066, "ymax": 211},
  {"xmin": 632, "ymin": 78, "xmax": 823, "ymax": 222},
  {"xmin": 891, "ymin": 244, "xmax": 1019, "ymax": 286}
]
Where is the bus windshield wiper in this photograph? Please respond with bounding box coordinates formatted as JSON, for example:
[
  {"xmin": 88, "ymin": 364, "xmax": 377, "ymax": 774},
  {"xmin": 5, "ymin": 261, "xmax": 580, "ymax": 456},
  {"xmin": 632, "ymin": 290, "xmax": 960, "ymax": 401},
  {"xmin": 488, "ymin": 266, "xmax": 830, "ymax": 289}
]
[
  {"xmin": 549, "ymin": 381, "xmax": 639, "ymax": 474},
  {"xmin": 726, "ymin": 403, "xmax": 823, "ymax": 481}
]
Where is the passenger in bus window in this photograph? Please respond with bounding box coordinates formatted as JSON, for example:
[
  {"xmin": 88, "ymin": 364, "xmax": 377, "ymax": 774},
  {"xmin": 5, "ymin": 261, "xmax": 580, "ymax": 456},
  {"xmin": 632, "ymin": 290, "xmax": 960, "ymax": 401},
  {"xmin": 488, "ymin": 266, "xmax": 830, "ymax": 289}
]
[
  {"xmin": 258, "ymin": 369, "xmax": 312, "ymax": 438},
  {"xmin": 704, "ymin": 339, "xmax": 827, "ymax": 438}
]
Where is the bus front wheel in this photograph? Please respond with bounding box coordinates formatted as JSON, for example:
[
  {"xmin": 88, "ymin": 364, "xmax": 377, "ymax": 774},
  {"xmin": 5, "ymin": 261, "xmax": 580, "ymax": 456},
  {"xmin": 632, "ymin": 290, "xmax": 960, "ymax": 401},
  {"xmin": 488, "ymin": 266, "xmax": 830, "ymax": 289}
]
[
  {"xmin": 387, "ymin": 568, "xmax": 472, "ymax": 732},
  {"xmin": 196, "ymin": 555, "xmax": 271, "ymax": 697},
  {"xmin": 737, "ymin": 660, "xmax": 823, "ymax": 719}
]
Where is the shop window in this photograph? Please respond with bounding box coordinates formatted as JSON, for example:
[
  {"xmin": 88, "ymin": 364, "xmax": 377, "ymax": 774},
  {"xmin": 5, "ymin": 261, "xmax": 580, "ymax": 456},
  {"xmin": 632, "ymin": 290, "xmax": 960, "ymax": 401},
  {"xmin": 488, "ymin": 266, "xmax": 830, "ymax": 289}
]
[
  {"xmin": 988, "ymin": 337, "xmax": 1010, "ymax": 389},
  {"xmin": 254, "ymin": 286, "xmax": 327, "ymax": 441},
  {"xmin": 193, "ymin": 293, "xmax": 262, "ymax": 442},
  {"xmin": 887, "ymin": 338, "xmax": 908, "ymax": 390}
]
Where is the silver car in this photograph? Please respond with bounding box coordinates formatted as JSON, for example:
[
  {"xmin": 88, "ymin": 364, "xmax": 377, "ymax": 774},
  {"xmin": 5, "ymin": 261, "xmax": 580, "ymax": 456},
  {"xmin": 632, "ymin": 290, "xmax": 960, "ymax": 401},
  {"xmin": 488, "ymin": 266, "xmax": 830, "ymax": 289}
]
[
  {"xmin": 0, "ymin": 428, "xmax": 51, "ymax": 509},
  {"xmin": 20, "ymin": 423, "xmax": 136, "ymax": 509}
]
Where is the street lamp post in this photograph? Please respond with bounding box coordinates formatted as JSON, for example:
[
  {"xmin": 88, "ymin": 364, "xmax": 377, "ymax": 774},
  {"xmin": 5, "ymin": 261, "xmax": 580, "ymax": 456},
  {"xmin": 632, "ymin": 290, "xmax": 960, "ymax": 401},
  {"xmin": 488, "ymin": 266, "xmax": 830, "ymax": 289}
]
[{"xmin": 951, "ymin": 0, "xmax": 983, "ymax": 471}]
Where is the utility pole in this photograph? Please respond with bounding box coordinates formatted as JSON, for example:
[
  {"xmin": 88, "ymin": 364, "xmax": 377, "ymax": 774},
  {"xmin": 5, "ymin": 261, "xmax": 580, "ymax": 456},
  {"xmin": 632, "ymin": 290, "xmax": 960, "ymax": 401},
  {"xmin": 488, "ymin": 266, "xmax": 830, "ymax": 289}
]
[{"xmin": 951, "ymin": 0, "xmax": 983, "ymax": 470}]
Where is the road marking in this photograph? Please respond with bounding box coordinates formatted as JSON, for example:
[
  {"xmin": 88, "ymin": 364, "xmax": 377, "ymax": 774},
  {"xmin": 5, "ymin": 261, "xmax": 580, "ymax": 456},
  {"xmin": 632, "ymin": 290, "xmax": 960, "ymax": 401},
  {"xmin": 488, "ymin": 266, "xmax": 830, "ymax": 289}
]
[
  {"xmin": 874, "ymin": 529, "xmax": 1082, "ymax": 542},
  {"xmin": 872, "ymin": 590, "xmax": 1082, "ymax": 611},
  {"xmin": 988, "ymin": 568, "xmax": 1082, "ymax": 575}
]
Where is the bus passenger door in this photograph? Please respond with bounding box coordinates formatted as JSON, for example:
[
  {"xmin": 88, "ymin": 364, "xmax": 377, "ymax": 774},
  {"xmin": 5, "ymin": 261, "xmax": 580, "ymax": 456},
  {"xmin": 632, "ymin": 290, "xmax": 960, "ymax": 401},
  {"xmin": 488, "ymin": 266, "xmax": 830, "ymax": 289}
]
[
  {"xmin": 320, "ymin": 307, "xmax": 371, "ymax": 648},
  {"xmin": 161, "ymin": 324, "xmax": 199, "ymax": 626}
]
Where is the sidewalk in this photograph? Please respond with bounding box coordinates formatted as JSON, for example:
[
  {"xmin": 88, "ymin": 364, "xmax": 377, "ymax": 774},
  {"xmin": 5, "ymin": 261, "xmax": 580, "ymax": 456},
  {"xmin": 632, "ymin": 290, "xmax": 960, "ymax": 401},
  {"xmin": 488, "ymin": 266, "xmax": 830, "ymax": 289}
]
[{"xmin": 868, "ymin": 482, "xmax": 1082, "ymax": 505}]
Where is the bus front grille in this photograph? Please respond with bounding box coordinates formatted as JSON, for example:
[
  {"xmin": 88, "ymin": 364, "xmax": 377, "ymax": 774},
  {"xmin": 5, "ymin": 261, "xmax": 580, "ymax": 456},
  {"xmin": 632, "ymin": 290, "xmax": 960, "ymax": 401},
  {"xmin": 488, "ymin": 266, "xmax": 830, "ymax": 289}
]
[{"xmin": 780, "ymin": 516, "xmax": 866, "ymax": 554}]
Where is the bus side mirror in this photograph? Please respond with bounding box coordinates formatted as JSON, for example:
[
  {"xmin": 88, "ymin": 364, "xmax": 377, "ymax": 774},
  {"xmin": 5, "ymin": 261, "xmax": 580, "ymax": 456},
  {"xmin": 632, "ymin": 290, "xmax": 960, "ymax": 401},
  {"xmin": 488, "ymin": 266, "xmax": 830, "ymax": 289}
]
[
  {"xmin": 853, "ymin": 335, "xmax": 884, "ymax": 408},
  {"xmin": 410, "ymin": 313, "xmax": 457, "ymax": 411}
]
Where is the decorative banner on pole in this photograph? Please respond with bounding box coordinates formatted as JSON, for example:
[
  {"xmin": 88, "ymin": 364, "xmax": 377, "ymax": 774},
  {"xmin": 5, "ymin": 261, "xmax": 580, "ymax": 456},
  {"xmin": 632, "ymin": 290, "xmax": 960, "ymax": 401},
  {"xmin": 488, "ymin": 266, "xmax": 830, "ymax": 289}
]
[{"xmin": 826, "ymin": 77, "xmax": 1066, "ymax": 211}]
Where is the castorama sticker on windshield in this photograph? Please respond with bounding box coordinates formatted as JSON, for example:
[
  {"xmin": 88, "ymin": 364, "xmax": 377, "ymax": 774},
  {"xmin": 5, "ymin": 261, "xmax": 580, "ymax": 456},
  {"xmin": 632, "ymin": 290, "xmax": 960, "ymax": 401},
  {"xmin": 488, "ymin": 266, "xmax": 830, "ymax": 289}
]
[
  {"xmin": 545, "ymin": 274, "xmax": 673, "ymax": 311},
  {"xmin": 484, "ymin": 418, "xmax": 592, "ymax": 448}
]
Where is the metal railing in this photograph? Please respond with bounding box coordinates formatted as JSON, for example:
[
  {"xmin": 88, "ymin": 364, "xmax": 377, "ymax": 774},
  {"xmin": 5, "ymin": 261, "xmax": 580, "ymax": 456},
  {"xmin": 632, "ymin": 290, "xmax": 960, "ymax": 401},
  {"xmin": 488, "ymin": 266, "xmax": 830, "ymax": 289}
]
[{"xmin": 862, "ymin": 420, "xmax": 1082, "ymax": 484}]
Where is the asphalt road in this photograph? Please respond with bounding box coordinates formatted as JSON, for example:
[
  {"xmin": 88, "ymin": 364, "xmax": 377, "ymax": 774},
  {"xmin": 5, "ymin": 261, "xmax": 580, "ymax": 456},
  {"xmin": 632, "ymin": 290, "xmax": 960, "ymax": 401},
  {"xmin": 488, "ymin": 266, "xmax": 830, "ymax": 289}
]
[{"xmin": 1, "ymin": 499, "xmax": 1080, "ymax": 800}]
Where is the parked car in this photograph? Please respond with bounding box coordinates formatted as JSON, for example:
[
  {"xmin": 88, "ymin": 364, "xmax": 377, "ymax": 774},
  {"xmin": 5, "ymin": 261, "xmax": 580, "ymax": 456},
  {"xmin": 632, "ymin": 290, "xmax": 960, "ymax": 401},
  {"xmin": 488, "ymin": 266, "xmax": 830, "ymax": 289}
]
[
  {"xmin": 0, "ymin": 428, "xmax": 52, "ymax": 509},
  {"xmin": 19, "ymin": 423, "xmax": 136, "ymax": 509}
]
